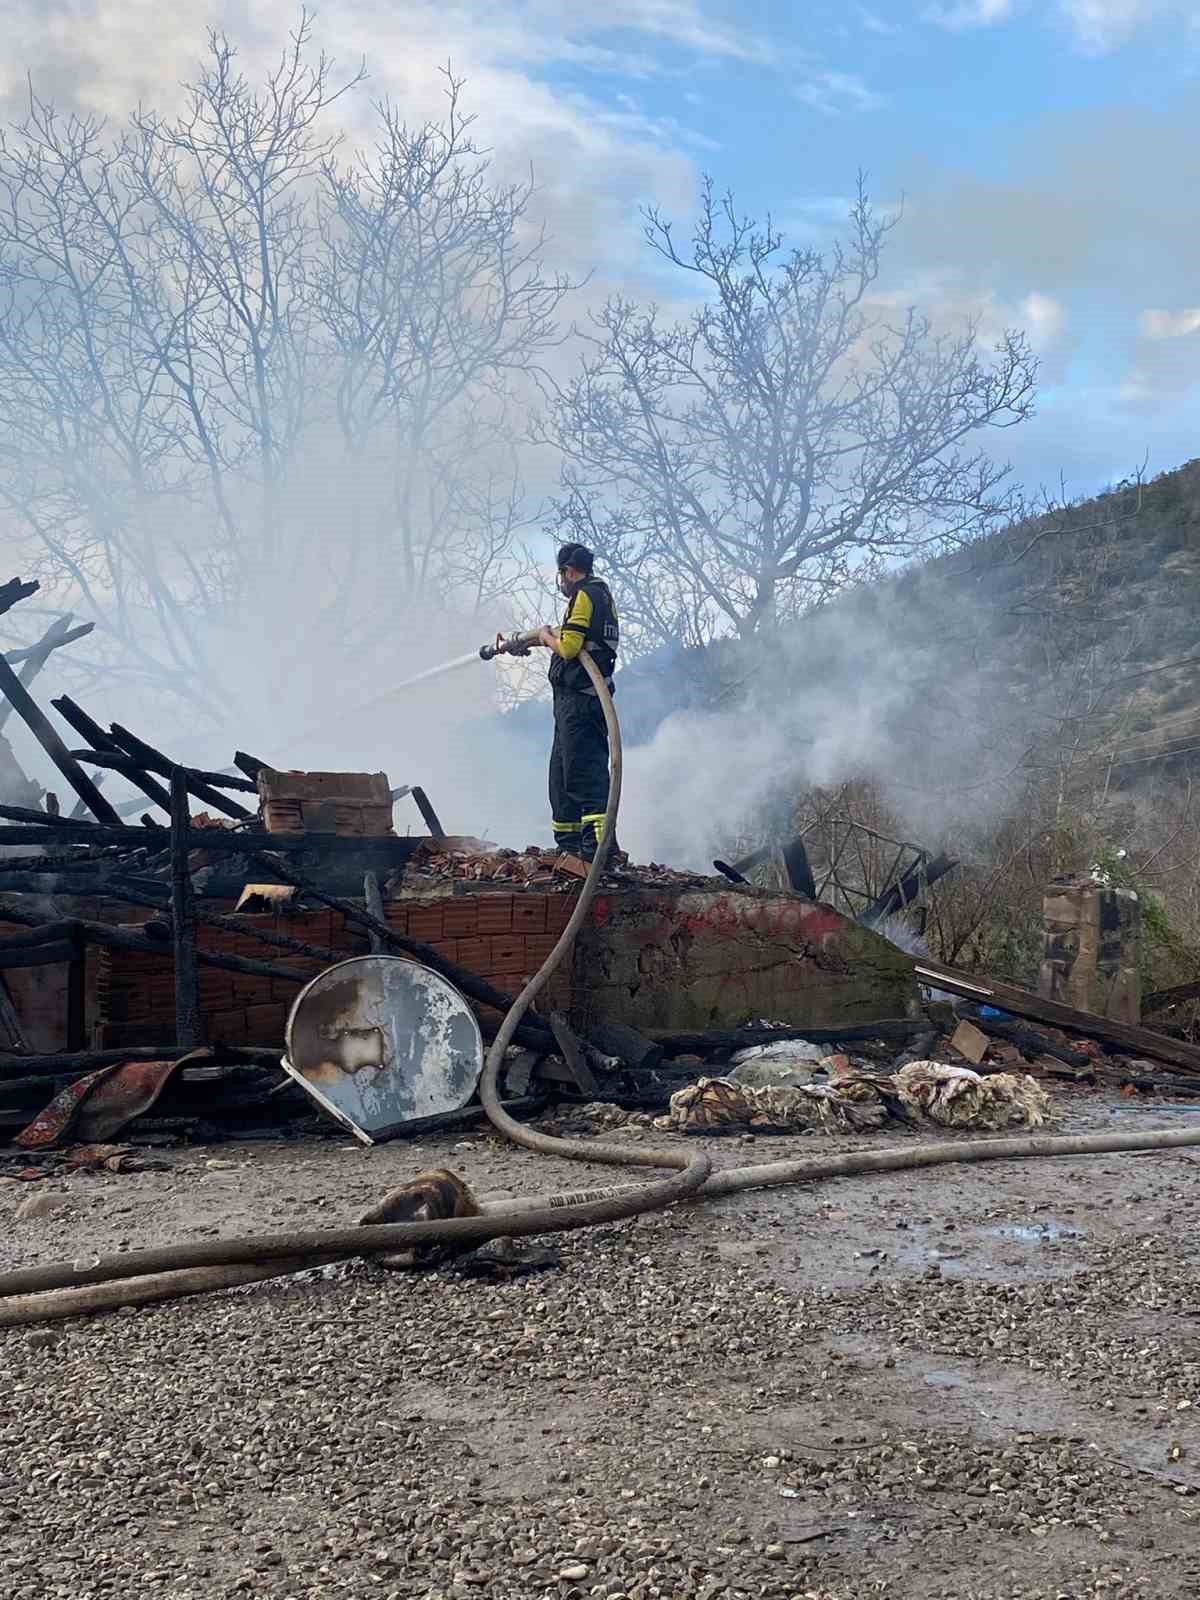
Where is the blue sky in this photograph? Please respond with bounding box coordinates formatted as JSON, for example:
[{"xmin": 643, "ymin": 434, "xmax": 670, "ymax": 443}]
[
  {"xmin": 513, "ymin": 0, "xmax": 1200, "ymax": 500},
  {"xmin": 6, "ymin": 0, "xmax": 1200, "ymax": 502}
]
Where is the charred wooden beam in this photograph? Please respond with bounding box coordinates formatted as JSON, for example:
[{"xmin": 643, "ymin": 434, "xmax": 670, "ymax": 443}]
[
  {"xmin": 107, "ymin": 724, "xmax": 253, "ymax": 821},
  {"xmin": 0, "ymin": 653, "xmax": 121, "ymax": 825},
  {"xmin": 587, "ymin": 1020, "xmax": 664, "ymax": 1072},
  {"xmin": 0, "ymin": 822, "xmax": 305, "ymax": 852},
  {"xmin": 4, "ymin": 620, "xmax": 93, "ymax": 665},
  {"xmin": 67, "ymin": 749, "xmax": 174, "ymax": 811},
  {"xmin": 0, "ymin": 1043, "xmax": 281, "ymax": 1082},
  {"xmin": 0, "ymin": 616, "xmax": 94, "ymax": 735},
  {"xmin": 0, "ymin": 942, "xmax": 75, "ymax": 970},
  {"xmin": 363, "ymin": 872, "xmax": 386, "ymax": 955},
  {"xmin": 712, "ymin": 859, "xmax": 750, "ymax": 886},
  {"xmin": 548, "ymin": 1012, "xmax": 599, "ymax": 1097},
  {"xmin": 860, "ymin": 853, "xmax": 958, "ymax": 929},
  {"xmin": 233, "ymin": 751, "xmax": 267, "ymax": 782},
  {"xmin": 410, "ymin": 786, "xmax": 446, "ymax": 840},
  {"xmin": 0, "ymin": 578, "xmax": 40, "ymax": 618},
  {"xmin": 1143, "ymin": 977, "xmax": 1200, "ymax": 1016}
]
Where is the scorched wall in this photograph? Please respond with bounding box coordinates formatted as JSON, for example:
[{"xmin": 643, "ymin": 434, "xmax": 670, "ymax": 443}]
[{"xmin": 92, "ymin": 884, "xmax": 914, "ymax": 1049}]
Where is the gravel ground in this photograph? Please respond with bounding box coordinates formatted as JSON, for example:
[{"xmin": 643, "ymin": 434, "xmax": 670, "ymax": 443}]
[{"xmin": 2, "ymin": 1088, "xmax": 1199, "ymax": 1600}]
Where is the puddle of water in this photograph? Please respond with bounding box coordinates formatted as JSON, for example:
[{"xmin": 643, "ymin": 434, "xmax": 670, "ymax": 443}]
[
  {"xmin": 1105, "ymin": 1102, "xmax": 1200, "ymax": 1118},
  {"xmin": 924, "ymin": 1368, "xmax": 970, "ymax": 1390},
  {"xmin": 986, "ymin": 1221, "xmax": 1083, "ymax": 1244}
]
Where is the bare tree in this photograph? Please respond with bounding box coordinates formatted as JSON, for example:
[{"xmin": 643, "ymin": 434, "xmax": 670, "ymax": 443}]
[
  {"xmin": 546, "ymin": 179, "xmax": 1037, "ymax": 654},
  {"xmin": 313, "ymin": 73, "xmax": 569, "ymax": 627},
  {"xmin": 0, "ymin": 22, "xmax": 567, "ymax": 726}
]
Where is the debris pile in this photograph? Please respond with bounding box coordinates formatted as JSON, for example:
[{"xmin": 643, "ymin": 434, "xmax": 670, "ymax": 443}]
[{"xmin": 401, "ymin": 842, "xmax": 722, "ymax": 892}]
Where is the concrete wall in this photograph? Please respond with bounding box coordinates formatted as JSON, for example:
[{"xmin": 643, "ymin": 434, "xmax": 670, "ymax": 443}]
[{"xmin": 570, "ymin": 887, "xmax": 915, "ymax": 1032}]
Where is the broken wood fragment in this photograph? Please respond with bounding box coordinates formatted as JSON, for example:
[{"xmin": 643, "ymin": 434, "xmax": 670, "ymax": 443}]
[
  {"xmin": 950, "ymin": 1019, "xmax": 989, "ymax": 1066},
  {"xmin": 587, "ymin": 1020, "xmax": 664, "ymax": 1072},
  {"xmin": 916, "ymin": 959, "xmax": 1200, "ymax": 1075},
  {"xmin": 409, "ymin": 786, "xmax": 446, "ymax": 840},
  {"xmin": 548, "ymin": 1013, "xmax": 599, "ymax": 1097}
]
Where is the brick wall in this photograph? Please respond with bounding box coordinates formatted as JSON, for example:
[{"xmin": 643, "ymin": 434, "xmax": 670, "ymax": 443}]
[{"xmin": 92, "ymin": 892, "xmax": 579, "ymax": 1051}]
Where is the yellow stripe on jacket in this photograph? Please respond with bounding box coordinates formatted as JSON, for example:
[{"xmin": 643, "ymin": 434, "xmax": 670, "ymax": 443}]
[{"xmin": 557, "ymin": 587, "xmax": 593, "ymax": 660}]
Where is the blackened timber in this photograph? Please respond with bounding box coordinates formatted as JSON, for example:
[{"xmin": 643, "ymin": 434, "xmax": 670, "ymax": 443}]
[
  {"xmin": 0, "ymin": 1044, "xmax": 282, "ymax": 1082},
  {"xmin": 363, "ymin": 872, "xmax": 386, "ymax": 954},
  {"xmin": 0, "ymin": 617, "xmax": 92, "ymax": 735},
  {"xmin": 548, "ymin": 1012, "xmax": 599, "ymax": 1097},
  {"xmin": 249, "ymin": 851, "xmax": 556, "ymax": 1049},
  {"xmin": 234, "ymin": 752, "xmax": 267, "ymax": 782},
  {"xmin": 170, "ymin": 769, "xmax": 203, "ymax": 1047},
  {"xmin": 1143, "ymin": 977, "xmax": 1200, "ymax": 1015},
  {"xmin": 107, "ymin": 724, "xmax": 253, "ymax": 821},
  {"xmin": 0, "ymin": 578, "xmax": 40, "ymax": 618},
  {"xmin": 861, "ymin": 853, "xmax": 958, "ymax": 928},
  {"xmin": 0, "ymin": 823, "xmax": 309, "ymax": 851},
  {"xmin": 68, "ymin": 750, "xmax": 174, "ymax": 811},
  {"xmin": 410, "ymin": 787, "xmax": 446, "ymax": 840},
  {"xmin": 0, "ymin": 652, "xmax": 122, "ymax": 825},
  {"xmin": 587, "ymin": 1020, "xmax": 664, "ymax": 1072},
  {"xmin": 4, "ymin": 621, "xmax": 93, "ymax": 665}
]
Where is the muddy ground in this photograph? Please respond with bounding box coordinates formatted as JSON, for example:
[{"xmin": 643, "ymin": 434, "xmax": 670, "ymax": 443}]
[{"xmin": 1, "ymin": 1086, "xmax": 1199, "ymax": 1600}]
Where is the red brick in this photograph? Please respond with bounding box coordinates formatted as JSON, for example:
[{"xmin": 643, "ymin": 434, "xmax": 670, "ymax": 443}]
[
  {"xmin": 443, "ymin": 900, "xmax": 482, "ymax": 938},
  {"xmin": 407, "ymin": 907, "xmax": 445, "ymax": 942},
  {"xmin": 511, "ymin": 897, "xmax": 547, "ymax": 933},
  {"xmin": 455, "ymin": 938, "xmax": 490, "ymax": 971},
  {"xmin": 475, "ymin": 896, "xmax": 514, "ymax": 934}
]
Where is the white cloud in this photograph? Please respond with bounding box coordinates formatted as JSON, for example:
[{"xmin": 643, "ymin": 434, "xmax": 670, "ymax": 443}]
[
  {"xmin": 794, "ymin": 70, "xmax": 883, "ymax": 115},
  {"xmin": 0, "ymin": 1, "xmax": 775, "ymax": 284},
  {"xmin": 1021, "ymin": 290, "xmax": 1067, "ymax": 346},
  {"xmin": 923, "ymin": 0, "xmax": 1016, "ymax": 30},
  {"xmin": 923, "ymin": 0, "xmax": 1200, "ymax": 50},
  {"xmin": 1140, "ymin": 307, "xmax": 1200, "ymax": 338}
]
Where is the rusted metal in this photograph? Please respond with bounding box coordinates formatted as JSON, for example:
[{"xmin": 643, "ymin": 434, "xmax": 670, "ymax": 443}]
[{"xmin": 282, "ymin": 955, "xmax": 483, "ymax": 1144}]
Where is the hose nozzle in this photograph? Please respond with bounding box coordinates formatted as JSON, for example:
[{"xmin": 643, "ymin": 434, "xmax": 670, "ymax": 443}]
[{"xmin": 480, "ymin": 627, "xmax": 543, "ymax": 661}]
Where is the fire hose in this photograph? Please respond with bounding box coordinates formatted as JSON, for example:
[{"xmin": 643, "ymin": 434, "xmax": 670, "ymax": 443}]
[{"xmin": 5, "ymin": 647, "xmax": 1200, "ymax": 1326}]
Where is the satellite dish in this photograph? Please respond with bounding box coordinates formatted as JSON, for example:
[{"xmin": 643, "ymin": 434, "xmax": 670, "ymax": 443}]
[{"xmin": 282, "ymin": 955, "xmax": 483, "ymax": 1144}]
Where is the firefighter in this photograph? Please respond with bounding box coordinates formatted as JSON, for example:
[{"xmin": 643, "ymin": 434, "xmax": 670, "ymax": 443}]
[{"xmin": 537, "ymin": 542, "xmax": 620, "ymax": 862}]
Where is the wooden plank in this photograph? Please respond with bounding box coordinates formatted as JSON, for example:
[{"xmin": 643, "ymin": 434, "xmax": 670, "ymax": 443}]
[
  {"xmin": 548, "ymin": 1012, "xmax": 599, "ymax": 1097},
  {"xmin": 0, "ymin": 652, "xmax": 121, "ymax": 825},
  {"xmin": 915, "ymin": 959, "xmax": 1200, "ymax": 1074},
  {"xmin": 410, "ymin": 786, "xmax": 446, "ymax": 840}
]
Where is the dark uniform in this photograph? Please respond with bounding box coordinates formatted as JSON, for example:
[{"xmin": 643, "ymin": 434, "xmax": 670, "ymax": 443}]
[{"xmin": 548, "ymin": 574, "xmax": 619, "ymax": 860}]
